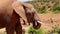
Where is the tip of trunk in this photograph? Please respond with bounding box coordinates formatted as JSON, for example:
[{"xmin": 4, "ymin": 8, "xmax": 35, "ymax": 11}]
[{"xmin": 33, "ymin": 21, "xmax": 41, "ymax": 30}]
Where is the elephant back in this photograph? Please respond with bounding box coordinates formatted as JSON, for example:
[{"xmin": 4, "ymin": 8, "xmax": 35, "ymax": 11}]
[{"xmin": 0, "ymin": 0, "xmax": 15, "ymax": 16}]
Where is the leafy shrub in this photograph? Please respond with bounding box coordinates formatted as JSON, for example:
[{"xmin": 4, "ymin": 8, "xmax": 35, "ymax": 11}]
[
  {"xmin": 39, "ymin": 6, "xmax": 46, "ymax": 13},
  {"xmin": 33, "ymin": 3, "xmax": 46, "ymax": 14},
  {"xmin": 28, "ymin": 26, "xmax": 44, "ymax": 34},
  {"xmin": 52, "ymin": 4, "xmax": 60, "ymax": 13},
  {"xmin": 27, "ymin": 0, "xmax": 60, "ymax": 14}
]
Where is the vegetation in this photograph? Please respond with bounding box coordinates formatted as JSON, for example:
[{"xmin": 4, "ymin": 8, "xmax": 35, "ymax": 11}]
[
  {"xmin": 27, "ymin": 0, "xmax": 60, "ymax": 14},
  {"xmin": 52, "ymin": 4, "xmax": 60, "ymax": 13},
  {"xmin": 28, "ymin": 26, "xmax": 44, "ymax": 34},
  {"xmin": 47, "ymin": 26, "xmax": 60, "ymax": 34}
]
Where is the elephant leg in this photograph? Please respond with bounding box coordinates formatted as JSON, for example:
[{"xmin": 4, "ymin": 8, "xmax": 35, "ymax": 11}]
[
  {"xmin": 15, "ymin": 20, "xmax": 22, "ymax": 34},
  {"xmin": 6, "ymin": 23, "xmax": 15, "ymax": 34},
  {"xmin": 12, "ymin": 10, "xmax": 22, "ymax": 34},
  {"xmin": 11, "ymin": 9, "xmax": 22, "ymax": 34},
  {"xmin": 4, "ymin": 14, "xmax": 15, "ymax": 34},
  {"xmin": 15, "ymin": 15, "xmax": 22, "ymax": 34}
]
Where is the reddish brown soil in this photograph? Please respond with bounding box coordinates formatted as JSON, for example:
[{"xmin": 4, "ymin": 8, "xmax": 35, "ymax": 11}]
[{"xmin": 38, "ymin": 13, "xmax": 60, "ymax": 32}]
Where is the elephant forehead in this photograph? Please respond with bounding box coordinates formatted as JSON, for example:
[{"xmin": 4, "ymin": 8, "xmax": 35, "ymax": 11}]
[
  {"xmin": 22, "ymin": 3, "xmax": 33, "ymax": 8},
  {"xmin": 25, "ymin": 8, "xmax": 35, "ymax": 13}
]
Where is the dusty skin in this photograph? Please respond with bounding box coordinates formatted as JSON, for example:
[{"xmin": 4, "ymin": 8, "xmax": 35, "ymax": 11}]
[{"xmin": 0, "ymin": 0, "xmax": 41, "ymax": 34}]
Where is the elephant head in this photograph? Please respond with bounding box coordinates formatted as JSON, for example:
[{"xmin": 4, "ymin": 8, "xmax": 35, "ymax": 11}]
[
  {"xmin": 22, "ymin": 3, "xmax": 41, "ymax": 29},
  {"xmin": 12, "ymin": 2, "xmax": 41, "ymax": 29}
]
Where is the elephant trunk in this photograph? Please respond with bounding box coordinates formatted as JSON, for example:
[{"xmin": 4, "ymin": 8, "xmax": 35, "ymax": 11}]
[{"xmin": 32, "ymin": 20, "xmax": 41, "ymax": 29}]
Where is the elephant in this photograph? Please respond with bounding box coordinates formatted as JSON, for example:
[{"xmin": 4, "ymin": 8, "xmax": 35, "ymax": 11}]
[
  {"xmin": 0, "ymin": 0, "xmax": 22, "ymax": 34},
  {"xmin": 12, "ymin": 1, "xmax": 41, "ymax": 29},
  {"xmin": 0, "ymin": 0, "xmax": 41, "ymax": 34},
  {"xmin": 22, "ymin": 3, "xmax": 41, "ymax": 29}
]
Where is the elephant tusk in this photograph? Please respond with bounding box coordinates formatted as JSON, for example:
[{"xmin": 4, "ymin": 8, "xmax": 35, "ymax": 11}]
[{"xmin": 37, "ymin": 21, "xmax": 42, "ymax": 23}]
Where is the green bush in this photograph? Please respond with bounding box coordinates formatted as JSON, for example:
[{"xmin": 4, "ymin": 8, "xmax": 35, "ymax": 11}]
[
  {"xmin": 28, "ymin": 26, "xmax": 44, "ymax": 34},
  {"xmin": 52, "ymin": 4, "xmax": 60, "ymax": 13},
  {"xmin": 28, "ymin": 0, "xmax": 60, "ymax": 14},
  {"xmin": 33, "ymin": 3, "xmax": 46, "ymax": 14},
  {"xmin": 39, "ymin": 6, "xmax": 46, "ymax": 14}
]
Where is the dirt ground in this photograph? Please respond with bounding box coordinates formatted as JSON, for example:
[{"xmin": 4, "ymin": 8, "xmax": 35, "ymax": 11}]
[{"xmin": 38, "ymin": 13, "xmax": 60, "ymax": 32}]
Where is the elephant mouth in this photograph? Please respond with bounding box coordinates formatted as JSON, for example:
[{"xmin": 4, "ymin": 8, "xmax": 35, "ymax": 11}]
[{"xmin": 33, "ymin": 21, "xmax": 41, "ymax": 30}]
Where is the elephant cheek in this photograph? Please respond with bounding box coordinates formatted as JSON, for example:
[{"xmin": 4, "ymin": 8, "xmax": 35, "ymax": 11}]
[{"xmin": 33, "ymin": 22, "xmax": 41, "ymax": 30}]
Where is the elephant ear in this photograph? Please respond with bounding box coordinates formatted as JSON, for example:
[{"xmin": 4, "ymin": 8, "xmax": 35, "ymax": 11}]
[{"xmin": 12, "ymin": 1, "xmax": 28, "ymax": 23}]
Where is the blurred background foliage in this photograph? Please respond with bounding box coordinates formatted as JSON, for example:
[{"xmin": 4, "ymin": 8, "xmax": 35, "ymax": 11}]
[
  {"xmin": 47, "ymin": 26, "xmax": 60, "ymax": 34},
  {"xmin": 28, "ymin": 25, "xmax": 44, "ymax": 34},
  {"xmin": 26, "ymin": 0, "xmax": 60, "ymax": 14}
]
